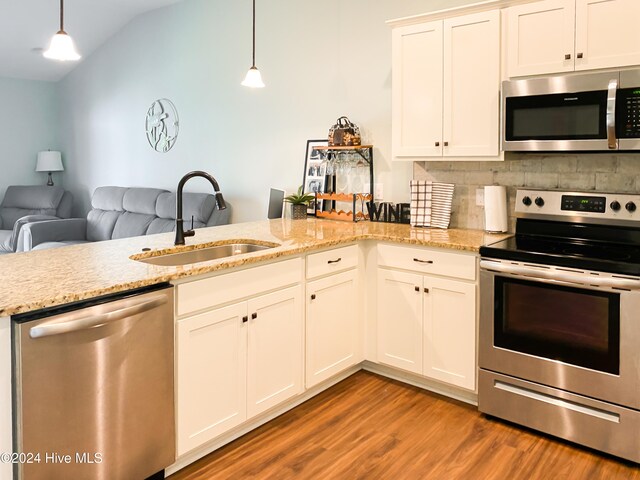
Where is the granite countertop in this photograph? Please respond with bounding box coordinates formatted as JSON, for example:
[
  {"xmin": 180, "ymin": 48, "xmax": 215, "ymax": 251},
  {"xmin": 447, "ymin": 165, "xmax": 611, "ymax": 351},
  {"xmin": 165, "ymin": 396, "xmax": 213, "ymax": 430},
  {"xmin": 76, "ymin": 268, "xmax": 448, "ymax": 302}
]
[{"xmin": 0, "ymin": 219, "xmax": 511, "ymax": 317}]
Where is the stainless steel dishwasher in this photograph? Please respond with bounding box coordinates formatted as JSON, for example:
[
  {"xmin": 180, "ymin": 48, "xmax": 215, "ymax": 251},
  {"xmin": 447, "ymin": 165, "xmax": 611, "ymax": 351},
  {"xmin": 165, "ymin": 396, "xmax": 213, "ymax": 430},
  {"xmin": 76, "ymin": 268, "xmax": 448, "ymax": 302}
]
[{"xmin": 12, "ymin": 284, "xmax": 175, "ymax": 480}]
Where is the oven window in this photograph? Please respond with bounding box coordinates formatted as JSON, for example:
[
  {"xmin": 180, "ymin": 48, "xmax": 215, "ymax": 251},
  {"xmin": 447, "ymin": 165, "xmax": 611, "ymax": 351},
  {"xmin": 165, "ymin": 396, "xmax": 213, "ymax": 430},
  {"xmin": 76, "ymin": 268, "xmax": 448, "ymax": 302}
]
[
  {"xmin": 494, "ymin": 277, "xmax": 620, "ymax": 374},
  {"xmin": 505, "ymin": 90, "xmax": 607, "ymax": 141}
]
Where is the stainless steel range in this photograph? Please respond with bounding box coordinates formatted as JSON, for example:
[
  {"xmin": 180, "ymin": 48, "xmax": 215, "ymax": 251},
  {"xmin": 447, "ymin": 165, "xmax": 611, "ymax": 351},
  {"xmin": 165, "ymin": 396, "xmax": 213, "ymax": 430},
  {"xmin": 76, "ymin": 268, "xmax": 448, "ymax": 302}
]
[{"xmin": 478, "ymin": 189, "xmax": 640, "ymax": 463}]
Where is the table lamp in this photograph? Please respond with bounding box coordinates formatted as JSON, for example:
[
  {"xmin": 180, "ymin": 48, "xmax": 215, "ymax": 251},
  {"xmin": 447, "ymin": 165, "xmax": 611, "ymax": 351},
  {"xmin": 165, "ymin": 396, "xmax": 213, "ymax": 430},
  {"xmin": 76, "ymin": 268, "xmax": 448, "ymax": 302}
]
[{"xmin": 36, "ymin": 151, "xmax": 64, "ymax": 186}]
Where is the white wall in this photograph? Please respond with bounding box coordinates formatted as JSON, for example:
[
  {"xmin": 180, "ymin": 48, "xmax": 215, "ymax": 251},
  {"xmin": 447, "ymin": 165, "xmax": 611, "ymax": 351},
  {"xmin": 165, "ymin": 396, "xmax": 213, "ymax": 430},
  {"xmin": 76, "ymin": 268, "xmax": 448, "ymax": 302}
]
[
  {"xmin": 57, "ymin": 0, "xmax": 478, "ymax": 221},
  {"xmin": 0, "ymin": 77, "xmax": 59, "ymax": 202}
]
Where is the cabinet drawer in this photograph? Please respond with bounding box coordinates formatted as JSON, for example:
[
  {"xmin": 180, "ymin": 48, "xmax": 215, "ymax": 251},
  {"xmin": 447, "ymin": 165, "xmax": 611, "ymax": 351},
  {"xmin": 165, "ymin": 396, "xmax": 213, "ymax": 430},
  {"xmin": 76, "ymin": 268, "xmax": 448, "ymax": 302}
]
[
  {"xmin": 306, "ymin": 245, "xmax": 358, "ymax": 279},
  {"xmin": 177, "ymin": 258, "xmax": 302, "ymax": 316},
  {"xmin": 377, "ymin": 243, "xmax": 476, "ymax": 281}
]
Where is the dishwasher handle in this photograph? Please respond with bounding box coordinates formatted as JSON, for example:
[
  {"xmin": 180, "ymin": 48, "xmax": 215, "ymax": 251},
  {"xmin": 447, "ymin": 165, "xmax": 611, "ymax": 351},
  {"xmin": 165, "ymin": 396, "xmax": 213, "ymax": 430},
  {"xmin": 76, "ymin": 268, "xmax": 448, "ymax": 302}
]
[{"xmin": 29, "ymin": 293, "xmax": 168, "ymax": 339}]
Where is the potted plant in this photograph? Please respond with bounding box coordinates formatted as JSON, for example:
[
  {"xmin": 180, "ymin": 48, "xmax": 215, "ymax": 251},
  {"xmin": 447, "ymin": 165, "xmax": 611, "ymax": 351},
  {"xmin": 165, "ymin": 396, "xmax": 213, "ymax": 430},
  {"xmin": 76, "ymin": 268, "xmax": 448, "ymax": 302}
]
[{"xmin": 285, "ymin": 186, "xmax": 315, "ymax": 220}]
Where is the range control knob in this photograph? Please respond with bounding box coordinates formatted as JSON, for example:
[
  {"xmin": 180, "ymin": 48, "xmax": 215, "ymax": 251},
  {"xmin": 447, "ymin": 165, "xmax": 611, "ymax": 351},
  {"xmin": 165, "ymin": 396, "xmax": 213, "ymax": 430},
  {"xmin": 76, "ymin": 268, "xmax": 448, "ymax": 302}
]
[
  {"xmin": 522, "ymin": 196, "xmax": 532, "ymax": 206},
  {"xmin": 610, "ymin": 201, "xmax": 621, "ymax": 211},
  {"xmin": 626, "ymin": 201, "xmax": 637, "ymax": 212},
  {"xmin": 534, "ymin": 197, "xmax": 545, "ymax": 207}
]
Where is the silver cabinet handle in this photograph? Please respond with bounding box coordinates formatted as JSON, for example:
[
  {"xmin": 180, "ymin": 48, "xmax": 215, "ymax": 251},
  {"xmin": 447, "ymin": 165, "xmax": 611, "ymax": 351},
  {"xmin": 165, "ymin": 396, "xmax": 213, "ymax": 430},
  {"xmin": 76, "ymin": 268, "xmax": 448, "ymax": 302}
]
[
  {"xmin": 327, "ymin": 258, "xmax": 342, "ymax": 264},
  {"xmin": 607, "ymin": 78, "xmax": 618, "ymax": 150},
  {"xmin": 29, "ymin": 294, "xmax": 168, "ymax": 339},
  {"xmin": 480, "ymin": 260, "xmax": 640, "ymax": 290},
  {"xmin": 413, "ymin": 258, "xmax": 434, "ymax": 264}
]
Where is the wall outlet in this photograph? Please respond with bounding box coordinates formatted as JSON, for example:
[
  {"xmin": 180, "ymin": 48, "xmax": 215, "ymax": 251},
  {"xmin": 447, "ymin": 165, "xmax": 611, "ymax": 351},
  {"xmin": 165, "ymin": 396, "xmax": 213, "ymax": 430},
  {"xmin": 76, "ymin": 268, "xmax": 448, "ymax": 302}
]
[
  {"xmin": 375, "ymin": 183, "xmax": 384, "ymax": 200},
  {"xmin": 476, "ymin": 188, "xmax": 485, "ymax": 207}
]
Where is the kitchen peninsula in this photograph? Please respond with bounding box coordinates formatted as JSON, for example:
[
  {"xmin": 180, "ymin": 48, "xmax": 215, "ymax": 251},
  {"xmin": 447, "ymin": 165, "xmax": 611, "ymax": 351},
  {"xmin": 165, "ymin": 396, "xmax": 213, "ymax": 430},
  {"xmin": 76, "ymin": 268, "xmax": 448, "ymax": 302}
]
[{"xmin": 0, "ymin": 218, "xmax": 510, "ymax": 478}]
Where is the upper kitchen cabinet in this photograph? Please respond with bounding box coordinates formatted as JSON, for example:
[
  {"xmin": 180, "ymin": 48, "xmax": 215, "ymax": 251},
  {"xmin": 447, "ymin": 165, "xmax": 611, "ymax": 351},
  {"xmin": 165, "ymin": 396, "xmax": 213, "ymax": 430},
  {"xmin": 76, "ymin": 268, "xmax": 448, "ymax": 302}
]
[
  {"xmin": 506, "ymin": 0, "xmax": 576, "ymax": 77},
  {"xmin": 391, "ymin": 10, "xmax": 500, "ymax": 160},
  {"xmin": 507, "ymin": 0, "xmax": 640, "ymax": 77},
  {"xmin": 574, "ymin": 0, "xmax": 640, "ymax": 71}
]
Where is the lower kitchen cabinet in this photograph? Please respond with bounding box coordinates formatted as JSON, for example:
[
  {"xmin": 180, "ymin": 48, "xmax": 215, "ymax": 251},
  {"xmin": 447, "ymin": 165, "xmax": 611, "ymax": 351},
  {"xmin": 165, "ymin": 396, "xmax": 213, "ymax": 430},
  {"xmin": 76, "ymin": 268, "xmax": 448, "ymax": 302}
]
[
  {"xmin": 247, "ymin": 286, "xmax": 304, "ymax": 418},
  {"xmin": 176, "ymin": 284, "xmax": 303, "ymax": 455},
  {"xmin": 306, "ymin": 269, "xmax": 359, "ymax": 388},
  {"xmin": 377, "ymin": 269, "xmax": 423, "ymax": 375},
  {"xmin": 376, "ymin": 244, "xmax": 478, "ymax": 390},
  {"xmin": 423, "ymin": 276, "xmax": 476, "ymax": 390},
  {"xmin": 177, "ymin": 303, "xmax": 247, "ymax": 456}
]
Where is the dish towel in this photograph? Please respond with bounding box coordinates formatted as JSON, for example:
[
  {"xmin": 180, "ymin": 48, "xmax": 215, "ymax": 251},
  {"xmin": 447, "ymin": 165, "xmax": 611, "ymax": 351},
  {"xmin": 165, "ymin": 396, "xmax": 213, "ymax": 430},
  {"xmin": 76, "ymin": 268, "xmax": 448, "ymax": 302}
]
[{"xmin": 410, "ymin": 180, "xmax": 454, "ymax": 228}]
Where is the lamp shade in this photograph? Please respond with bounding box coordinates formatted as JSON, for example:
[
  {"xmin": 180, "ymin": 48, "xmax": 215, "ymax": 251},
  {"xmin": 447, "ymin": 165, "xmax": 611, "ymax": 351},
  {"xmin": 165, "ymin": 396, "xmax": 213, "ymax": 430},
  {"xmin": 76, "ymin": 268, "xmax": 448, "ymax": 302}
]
[
  {"xmin": 43, "ymin": 31, "xmax": 81, "ymax": 61},
  {"xmin": 36, "ymin": 151, "xmax": 64, "ymax": 172},
  {"xmin": 241, "ymin": 66, "xmax": 265, "ymax": 88}
]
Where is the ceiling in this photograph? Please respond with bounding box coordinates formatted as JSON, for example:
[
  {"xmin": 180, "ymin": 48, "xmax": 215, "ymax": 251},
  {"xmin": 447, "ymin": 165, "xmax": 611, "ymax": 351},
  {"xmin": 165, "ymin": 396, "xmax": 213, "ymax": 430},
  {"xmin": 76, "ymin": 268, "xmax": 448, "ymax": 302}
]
[{"xmin": 0, "ymin": 0, "xmax": 183, "ymax": 82}]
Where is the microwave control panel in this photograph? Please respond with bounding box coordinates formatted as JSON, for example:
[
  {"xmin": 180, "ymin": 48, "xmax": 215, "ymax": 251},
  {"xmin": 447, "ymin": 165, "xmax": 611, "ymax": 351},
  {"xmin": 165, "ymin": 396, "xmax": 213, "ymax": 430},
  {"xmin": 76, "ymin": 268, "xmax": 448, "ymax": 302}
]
[{"xmin": 617, "ymin": 88, "xmax": 640, "ymax": 138}]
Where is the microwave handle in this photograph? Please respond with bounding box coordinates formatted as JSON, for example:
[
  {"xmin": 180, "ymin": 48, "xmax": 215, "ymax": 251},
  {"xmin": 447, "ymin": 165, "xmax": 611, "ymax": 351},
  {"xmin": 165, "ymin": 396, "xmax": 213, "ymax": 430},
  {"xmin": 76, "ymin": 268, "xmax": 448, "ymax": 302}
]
[{"xmin": 607, "ymin": 78, "xmax": 618, "ymax": 149}]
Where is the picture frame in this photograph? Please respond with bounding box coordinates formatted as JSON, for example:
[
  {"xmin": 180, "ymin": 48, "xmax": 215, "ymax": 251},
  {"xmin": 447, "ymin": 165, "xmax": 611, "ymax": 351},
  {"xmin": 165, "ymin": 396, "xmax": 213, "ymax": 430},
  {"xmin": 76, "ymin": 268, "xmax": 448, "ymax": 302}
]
[{"xmin": 302, "ymin": 139, "xmax": 329, "ymax": 215}]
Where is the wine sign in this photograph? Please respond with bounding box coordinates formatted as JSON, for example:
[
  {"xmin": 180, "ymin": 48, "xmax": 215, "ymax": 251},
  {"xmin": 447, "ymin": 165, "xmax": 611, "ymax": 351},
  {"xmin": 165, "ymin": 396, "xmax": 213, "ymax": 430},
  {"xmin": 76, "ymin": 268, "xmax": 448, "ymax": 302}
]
[{"xmin": 367, "ymin": 202, "xmax": 410, "ymax": 224}]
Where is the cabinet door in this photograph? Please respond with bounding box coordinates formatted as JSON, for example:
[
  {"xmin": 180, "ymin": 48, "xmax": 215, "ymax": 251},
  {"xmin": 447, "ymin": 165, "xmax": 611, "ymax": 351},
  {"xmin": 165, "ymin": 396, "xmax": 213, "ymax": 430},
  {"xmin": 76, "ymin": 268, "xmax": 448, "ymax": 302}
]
[
  {"xmin": 392, "ymin": 21, "xmax": 443, "ymax": 159},
  {"xmin": 306, "ymin": 270, "xmax": 359, "ymax": 388},
  {"xmin": 423, "ymin": 277, "xmax": 476, "ymax": 390},
  {"xmin": 247, "ymin": 285, "xmax": 303, "ymax": 418},
  {"xmin": 377, "ymin": 269, "xmax": 423, "ymax": 374},
  {"xmin": 443, "ymin": 10, "xmax": 500, "ymax": 157},
  {"xmin": 575, "ymin": 0, "xmax": 640, "ymax": 71},
  {"xmin": 506, "ymin": 0, "xmax": 575, "ymax": 77},
  {"xmin": 176, "ymin": 302, "xmax": 247, "ymax": 455}
]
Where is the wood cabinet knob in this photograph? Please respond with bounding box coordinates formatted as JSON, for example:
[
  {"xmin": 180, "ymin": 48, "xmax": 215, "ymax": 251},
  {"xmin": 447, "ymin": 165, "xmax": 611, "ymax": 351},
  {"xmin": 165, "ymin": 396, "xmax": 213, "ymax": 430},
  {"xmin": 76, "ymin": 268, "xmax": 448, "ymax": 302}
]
[
  {"xmin": 242, "ymin": 316, "xmax": 248, "ymax": 323},
  {"xmin": 415, "ymin": 286, "xmax": 420, "ymax": 292},
  {"xmin": 444, "ymin": 141, "xmax": 449, "ymax": 147},
  {"xmin": 251, "ymin": 312, "xmax": 258, "ymax": 320},
  {"xmin": 565, "ymin": 53, "xmax": 571, "ymax": 60},
  {"xmin": 311, "ymin": 294, "xmax": 316, "ymax": 300},
  {"xmin": 577, "ymin": 52, "xmax": 584, "ymax": 59},
  {"xmin": 435, "ymin": 141, "xmax": 440, "ymax": 147}
]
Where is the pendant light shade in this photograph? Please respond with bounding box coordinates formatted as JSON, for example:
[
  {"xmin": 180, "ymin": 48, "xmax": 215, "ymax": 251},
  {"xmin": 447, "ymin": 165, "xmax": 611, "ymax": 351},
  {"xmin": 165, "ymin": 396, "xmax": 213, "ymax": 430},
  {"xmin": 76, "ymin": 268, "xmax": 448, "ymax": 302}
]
[
  {"xmin": 43, "ymin": 0, "xmax": 81, "ymax": 61},
  {"xmin": 241, "ymin": 0, "xmax": 264, "ymax": 88},
  {"xmin": 241, "ymin": 66, "xmax": 265, "ymax": 88}
]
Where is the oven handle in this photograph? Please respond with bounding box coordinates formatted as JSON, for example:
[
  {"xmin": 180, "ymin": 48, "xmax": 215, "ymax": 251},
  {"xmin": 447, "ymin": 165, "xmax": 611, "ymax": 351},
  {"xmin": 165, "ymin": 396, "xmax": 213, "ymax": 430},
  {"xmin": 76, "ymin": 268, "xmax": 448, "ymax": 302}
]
[
  {"xmin": 606, "ymin": 78, "xmax": 618, "ymax": 150},
  {"xmin": 480, "ymin": 260, "xmax": 640, "ymax": 290}
]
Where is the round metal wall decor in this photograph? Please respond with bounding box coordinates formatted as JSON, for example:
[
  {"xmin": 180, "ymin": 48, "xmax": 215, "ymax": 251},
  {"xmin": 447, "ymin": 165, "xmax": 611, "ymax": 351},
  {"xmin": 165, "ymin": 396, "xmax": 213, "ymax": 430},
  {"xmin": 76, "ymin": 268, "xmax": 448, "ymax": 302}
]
[{"xmin": 145, "ymin": 98, "xmax": 179, "ymax": 153}]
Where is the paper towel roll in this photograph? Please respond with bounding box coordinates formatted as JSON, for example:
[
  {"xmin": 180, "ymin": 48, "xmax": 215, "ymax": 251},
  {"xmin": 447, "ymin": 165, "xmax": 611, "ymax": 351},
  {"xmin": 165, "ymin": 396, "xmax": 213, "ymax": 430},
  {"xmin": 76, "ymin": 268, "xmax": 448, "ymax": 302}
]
[{"xmin": 484, "ymin": 185, "xmax": 508, "ymax": 233}]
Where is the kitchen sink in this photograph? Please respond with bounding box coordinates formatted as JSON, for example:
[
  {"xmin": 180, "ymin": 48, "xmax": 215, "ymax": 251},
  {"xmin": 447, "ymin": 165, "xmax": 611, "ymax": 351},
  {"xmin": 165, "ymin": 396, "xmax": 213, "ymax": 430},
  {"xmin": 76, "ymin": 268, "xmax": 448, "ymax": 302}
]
[{"xmin": 135, "ymin": 242, "xmax": 277, "ymax": 267}]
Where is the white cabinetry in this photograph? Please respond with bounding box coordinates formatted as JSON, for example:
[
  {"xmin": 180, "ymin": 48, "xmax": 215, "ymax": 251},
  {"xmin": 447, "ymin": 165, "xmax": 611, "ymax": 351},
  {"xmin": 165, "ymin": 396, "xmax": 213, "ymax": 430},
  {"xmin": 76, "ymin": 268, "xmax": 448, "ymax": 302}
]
[
  {"xmin": 305, "ymin": 245, "xmax": 360, "ymax": 388},
  {"xmin": 507, "ymin": 0, "xmax": 640, "ymax": 77},
  {"xmin": 247, "ymin": 287, "xmax": 303, "ymax": 418},
  {"xmin": 392, "ymin": 10, "xmax": 500, "ymax": 160},
  {"xmin": 376, "ymin": 244, "xmax": 477, "ymax": 391},
  {"xmin": 177, "ymin": 303, "xmax": 247, "ymax": 455},
  {"xmin": 575, "ymin": 0, "xmax": 640, "ymax": 71},
  {"xmin": 0, "ymin": 317, "xmax": 11, "ymax": 480},
  {"xmin": 175, "ymin": 259, "xmax": 303, "ymax": 456}
]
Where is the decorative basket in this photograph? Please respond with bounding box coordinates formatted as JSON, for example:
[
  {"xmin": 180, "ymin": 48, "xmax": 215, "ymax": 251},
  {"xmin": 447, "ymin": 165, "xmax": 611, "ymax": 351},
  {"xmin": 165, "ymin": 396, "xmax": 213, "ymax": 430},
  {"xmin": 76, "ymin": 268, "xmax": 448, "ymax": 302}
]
[{"xmin": 328, "ymin": 116, "xmax": 361, "ymax": 146}]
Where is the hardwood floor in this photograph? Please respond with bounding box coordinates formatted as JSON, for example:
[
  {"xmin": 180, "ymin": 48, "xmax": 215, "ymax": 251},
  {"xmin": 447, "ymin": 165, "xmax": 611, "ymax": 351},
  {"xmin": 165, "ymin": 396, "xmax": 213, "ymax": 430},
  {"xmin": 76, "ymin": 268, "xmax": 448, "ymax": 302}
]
[{"xmin": 169, "ymin": 371, "xmax": 640, "ymax": 479}]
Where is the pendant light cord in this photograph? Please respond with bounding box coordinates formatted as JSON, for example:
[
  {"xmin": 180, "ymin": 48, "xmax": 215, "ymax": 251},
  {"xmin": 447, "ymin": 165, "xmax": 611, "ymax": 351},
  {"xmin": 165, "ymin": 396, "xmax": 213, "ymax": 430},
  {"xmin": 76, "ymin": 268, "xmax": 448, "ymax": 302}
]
[
  {"xmin": 251, "ymin": 0, "xmax": 256, "ymax": 67},
  {"xmin": 60, "ymin": 0, "xmax": 64, "ymax": 32}
]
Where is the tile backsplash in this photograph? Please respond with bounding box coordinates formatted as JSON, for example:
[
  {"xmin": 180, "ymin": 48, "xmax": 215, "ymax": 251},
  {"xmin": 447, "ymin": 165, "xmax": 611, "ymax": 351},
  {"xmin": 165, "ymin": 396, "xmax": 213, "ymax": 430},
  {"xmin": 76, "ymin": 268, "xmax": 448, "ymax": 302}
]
[{"xmin": 413, "ymin": 153, "xmax": 640, "ymax": 232}]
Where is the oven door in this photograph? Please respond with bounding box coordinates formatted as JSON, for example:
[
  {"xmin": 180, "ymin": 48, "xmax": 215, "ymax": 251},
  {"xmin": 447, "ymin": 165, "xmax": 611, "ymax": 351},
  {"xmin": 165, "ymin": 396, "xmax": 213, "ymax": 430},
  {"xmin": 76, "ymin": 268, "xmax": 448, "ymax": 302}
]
[{"xmin": 479, "ymin": 259, "xmax": 640, "ymax": 409}]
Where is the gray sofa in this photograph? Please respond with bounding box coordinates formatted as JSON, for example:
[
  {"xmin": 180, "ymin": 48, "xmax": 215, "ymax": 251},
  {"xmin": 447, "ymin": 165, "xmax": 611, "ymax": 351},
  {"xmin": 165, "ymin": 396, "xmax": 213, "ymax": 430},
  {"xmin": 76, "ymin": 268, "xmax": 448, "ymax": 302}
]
[
  {"xmin": 19, "ymin": 186, "xmax": 231, "ymax": 251},
  {"xmin": 0, "ymin": 185, "xmax": 73, "ymax": 254}
]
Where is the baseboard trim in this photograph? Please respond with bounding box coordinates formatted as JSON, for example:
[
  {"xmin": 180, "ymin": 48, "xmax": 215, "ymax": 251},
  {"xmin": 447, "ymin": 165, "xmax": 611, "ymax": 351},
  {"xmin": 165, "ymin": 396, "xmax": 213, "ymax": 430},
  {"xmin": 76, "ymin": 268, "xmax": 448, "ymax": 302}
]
[{"xmin": 362, "ymin": 361, "xmax": 478, "ymax": 406}]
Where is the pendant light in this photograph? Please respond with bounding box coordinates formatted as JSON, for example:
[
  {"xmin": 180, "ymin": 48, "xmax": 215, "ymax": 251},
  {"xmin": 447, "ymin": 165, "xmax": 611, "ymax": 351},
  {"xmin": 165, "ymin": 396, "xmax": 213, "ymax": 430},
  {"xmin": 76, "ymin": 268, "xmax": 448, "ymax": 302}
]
[
  {"xmin": 43, "ymin": 0, "xmax": 81, "ymax": 61},
  {"xmin": 241, "ymin": 0, "xmax": 265, "ymax": 88}
]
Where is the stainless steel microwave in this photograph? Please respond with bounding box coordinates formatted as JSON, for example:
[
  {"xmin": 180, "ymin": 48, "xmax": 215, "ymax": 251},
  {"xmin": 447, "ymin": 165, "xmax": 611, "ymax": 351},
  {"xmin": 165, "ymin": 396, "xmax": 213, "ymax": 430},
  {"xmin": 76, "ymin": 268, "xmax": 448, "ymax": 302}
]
[{"xmin": 503, "ymin": 69, "xmax": 640, "ymax": 152}]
